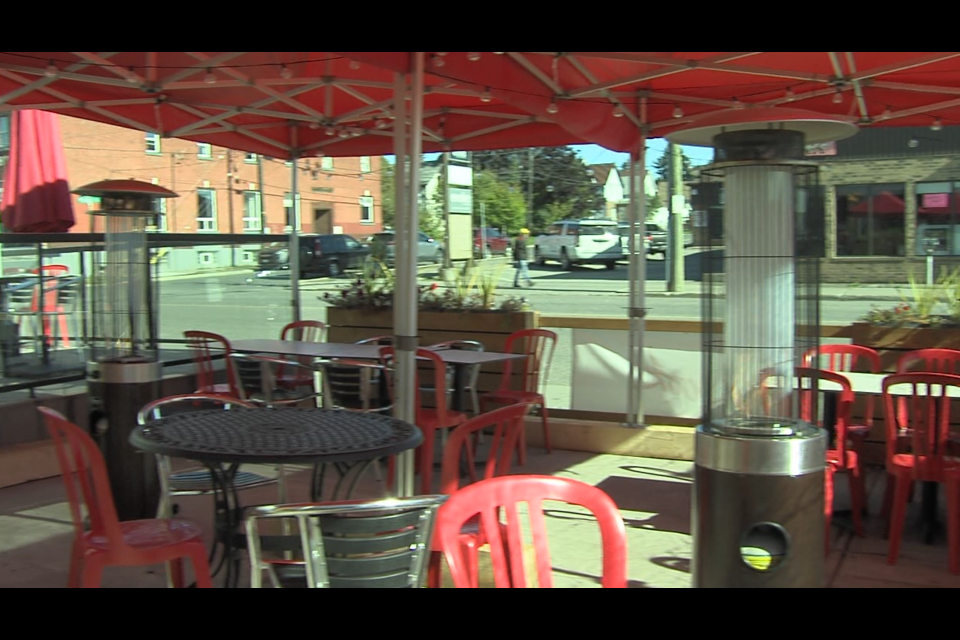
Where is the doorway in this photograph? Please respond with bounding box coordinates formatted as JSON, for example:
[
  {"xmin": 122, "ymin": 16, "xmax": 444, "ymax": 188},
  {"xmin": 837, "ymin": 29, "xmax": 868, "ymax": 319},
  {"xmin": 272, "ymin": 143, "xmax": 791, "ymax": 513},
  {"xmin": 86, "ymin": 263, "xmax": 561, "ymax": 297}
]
[{"xmin": 313, "ymin": 206, "xmax": 333, "ymax": 234}]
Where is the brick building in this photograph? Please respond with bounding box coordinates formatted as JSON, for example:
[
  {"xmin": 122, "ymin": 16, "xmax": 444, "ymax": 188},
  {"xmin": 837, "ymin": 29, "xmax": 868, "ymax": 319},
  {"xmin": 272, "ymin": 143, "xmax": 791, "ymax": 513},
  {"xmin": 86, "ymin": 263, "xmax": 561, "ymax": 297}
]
[{"xmin": 52, "ymin": 114, "xmax": 384, "ymax": 238}]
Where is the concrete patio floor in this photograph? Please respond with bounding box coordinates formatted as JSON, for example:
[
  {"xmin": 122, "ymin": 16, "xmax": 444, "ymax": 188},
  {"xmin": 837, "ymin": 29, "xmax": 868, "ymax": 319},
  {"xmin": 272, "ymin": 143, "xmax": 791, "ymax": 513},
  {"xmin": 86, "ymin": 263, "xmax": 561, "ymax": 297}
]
[{"xmin": 0, "ymin": 446, "xmax": 957, "ymax": 588}]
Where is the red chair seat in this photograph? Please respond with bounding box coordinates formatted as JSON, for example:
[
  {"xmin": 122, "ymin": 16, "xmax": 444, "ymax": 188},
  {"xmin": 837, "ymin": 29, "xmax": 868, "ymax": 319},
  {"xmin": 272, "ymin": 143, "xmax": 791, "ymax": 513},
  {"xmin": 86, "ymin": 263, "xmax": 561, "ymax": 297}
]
[
  {"xmin": 889, "ymin": 454, "xmax": 960, "ymax": 475},
  {"xmin": 86, "ymin": 519, "xmax": 206, "ymax": 551}
]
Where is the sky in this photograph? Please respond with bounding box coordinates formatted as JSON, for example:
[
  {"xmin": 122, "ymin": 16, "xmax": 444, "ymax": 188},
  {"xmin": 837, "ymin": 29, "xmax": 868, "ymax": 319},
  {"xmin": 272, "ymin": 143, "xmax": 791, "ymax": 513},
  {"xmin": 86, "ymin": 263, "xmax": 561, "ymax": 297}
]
[{"xmin": 570, "ymin": 142, "xmax": 715, "ymax": 169}]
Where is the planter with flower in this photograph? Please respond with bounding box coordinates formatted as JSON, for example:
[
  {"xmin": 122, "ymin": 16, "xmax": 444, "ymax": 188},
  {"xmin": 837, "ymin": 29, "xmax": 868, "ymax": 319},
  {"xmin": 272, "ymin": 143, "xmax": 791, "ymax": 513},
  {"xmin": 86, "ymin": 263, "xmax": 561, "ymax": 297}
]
[
  {"xmin": 849, "ymin": 267, "xmax": 960, "ymax": 371},
  {"xmin": 322, "ymin": 260, "xmax": 538, "ymax": 355}
]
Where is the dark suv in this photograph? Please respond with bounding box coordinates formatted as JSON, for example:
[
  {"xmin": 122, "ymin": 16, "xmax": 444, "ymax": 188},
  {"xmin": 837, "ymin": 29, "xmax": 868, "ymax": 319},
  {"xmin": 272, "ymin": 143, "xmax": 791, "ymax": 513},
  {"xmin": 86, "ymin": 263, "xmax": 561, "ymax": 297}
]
[{"xmin": 255, "ymin": 234, "xmax": 369, "ymax": 278}]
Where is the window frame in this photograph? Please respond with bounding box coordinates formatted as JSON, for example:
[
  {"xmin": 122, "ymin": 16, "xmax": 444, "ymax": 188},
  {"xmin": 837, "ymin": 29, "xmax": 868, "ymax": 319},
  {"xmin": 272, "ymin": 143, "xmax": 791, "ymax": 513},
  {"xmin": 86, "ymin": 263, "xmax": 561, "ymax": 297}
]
[
  {"xmin": 359, "ymin": 156, "xmax": 371, "ymax": 173},
  {"xmin": 835, "ymin": 183, "xmax": 906, "ymax": 258},
  {"xmin": 196, "ymin": 188, "xmax": 218, "ymax": 232},
  {"xmin": 145, "ymin": 133, "xmax": 162, "ymax": 155},
  {"xmin": 242, "ymin": 190, "xmax": 262, "ymax": 232},
  {"xmin": 197, "ymin": 143, "xmax": 213, "ymax": 159},
  {"xmin": 359, "ymin": 195, "xmax": 375, "ymax": 223}
]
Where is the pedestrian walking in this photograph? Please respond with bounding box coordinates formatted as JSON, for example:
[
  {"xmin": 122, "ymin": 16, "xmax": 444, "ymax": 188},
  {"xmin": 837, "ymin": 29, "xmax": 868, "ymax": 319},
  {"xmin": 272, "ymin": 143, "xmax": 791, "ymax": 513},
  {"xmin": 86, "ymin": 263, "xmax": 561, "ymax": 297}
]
[{"xmin": 512, "ymin": 228, "xmax": 534, "ymax": 288}]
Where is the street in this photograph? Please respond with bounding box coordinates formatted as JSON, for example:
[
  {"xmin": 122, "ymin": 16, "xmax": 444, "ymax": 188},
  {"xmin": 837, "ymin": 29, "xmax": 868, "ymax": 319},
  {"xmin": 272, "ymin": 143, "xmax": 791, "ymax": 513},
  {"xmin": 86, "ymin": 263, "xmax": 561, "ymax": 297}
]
[{"xmin": 153, "ymin": 249, "xmax": 881, "ymax": 342}]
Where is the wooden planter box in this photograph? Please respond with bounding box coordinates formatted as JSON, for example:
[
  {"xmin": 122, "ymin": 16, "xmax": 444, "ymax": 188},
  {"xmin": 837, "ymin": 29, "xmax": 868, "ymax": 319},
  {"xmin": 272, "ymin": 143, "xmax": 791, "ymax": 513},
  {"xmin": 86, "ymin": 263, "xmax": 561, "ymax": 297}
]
[
  {"xmin": 847, "ymin": 322, "xmax": 960, "ymax": 372},
  {"xmin": 326, "ymin": 308, "xmax": 539, "ymax": 396}
]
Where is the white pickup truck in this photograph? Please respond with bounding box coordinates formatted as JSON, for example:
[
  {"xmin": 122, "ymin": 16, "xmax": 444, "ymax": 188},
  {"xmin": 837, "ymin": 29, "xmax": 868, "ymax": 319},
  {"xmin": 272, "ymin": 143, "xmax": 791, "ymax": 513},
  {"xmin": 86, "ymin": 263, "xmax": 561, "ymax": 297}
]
[{"xmin": 534, "ymin": 219, "xmax": 625, "ymax": 270}]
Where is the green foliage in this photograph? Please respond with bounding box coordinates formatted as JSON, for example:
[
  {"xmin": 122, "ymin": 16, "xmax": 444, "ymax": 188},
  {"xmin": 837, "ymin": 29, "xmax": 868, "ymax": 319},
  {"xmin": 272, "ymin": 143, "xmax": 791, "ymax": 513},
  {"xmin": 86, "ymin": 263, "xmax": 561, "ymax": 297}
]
[
  {"xmin": 380, "ymin": 158, "xmax": 394, "ymax": 227},
  {"xmin": 473, "ymin": 171, "xmax": 526, "ymax": 232},
  {"xmin": 859, "ymin": 266, "xmax": 960, "ymax": 326},
  {"xmin": 653, "ymin": 147, "xmax": 697, "ymax": 182}
]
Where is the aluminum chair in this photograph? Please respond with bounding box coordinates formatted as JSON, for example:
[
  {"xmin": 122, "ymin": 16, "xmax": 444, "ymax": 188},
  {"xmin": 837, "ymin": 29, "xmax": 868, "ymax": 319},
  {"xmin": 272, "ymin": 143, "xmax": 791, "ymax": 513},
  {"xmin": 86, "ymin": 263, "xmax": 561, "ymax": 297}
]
[
  {"xmin": 229, "ymin": 353, "xmax": 324, "ymax": 408},
  {"xmin": 245, "ymin": 494, "xmax": 448, "ymax": 588}
]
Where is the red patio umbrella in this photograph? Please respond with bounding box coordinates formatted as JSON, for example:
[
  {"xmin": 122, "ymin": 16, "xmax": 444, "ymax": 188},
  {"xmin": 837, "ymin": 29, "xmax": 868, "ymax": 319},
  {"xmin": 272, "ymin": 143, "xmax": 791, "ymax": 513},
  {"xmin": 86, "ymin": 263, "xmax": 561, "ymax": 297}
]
[
  {"xmin": 847, "ymin": 191, "xmax": 906, "ymax": 215},
  {"xmin": 0, "ymin": 109, "xmax": 75, "ymax": 232}
]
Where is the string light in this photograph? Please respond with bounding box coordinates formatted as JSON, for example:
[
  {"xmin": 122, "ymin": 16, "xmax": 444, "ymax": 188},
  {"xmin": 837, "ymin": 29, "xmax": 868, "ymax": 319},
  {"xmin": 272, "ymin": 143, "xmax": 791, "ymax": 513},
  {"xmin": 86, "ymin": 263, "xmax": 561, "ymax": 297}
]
[
  {"xmin": 436, "ymin": 52, "xmax": 448, "ymax": 57},
  {"xmin": 932, "ymin": 117, "xmax": 943, "ymax": 131},
  {"xmin": 832, "ymin": 87, "xmax": 843, "ymax": 104},
  {"xmin": 280, "ymin": 64, "xmax": 293, "ymax": 79},
  {"xmin": 493, "ymin": 52, "xmax": 505, "ymax": 55},
  {"xmin": 733, "ymin": 97, "xmax": 743, "ymax": 109},
  {"xmin": 882, "ymin": 106, "xmax": 892, "ymax": 119},
  {"xmin": 432, "ymin": 55, "xmax": 445, "ymax": 68},
  {"xmin": 480, "ymin": 87, "xmax": 492, "ymax": 103},
  {"xmin": 309, "ymin": 121, "xmax": 320, "ymax": 130},
  {"xmin": 325, "ymin": 126, "xmax": 336, "ymax": 136},
  {"xmin": 785, "ymin": 87, "xmax": 795, "ymax": 102},
  {"xmin": 45, "ymin": 60, "xmax": 57, "ymax": 77},
  {"xmin": 125, "ymin": 67, "xmax": 139, "ymax": 84},
  {"xmin": 375, "ymin": 119, "xmax": 389, "ymax": 129},
  {"xmin": 612, "ymin": 104, "xmax": 625, "ymax": 118},
  {"xmin": 349, "ymin": 60, "xmax": 361, "ymax": 70},
  {"xmin": 673, "ymin": 104, "xmax": 684, "ymax": 118},
  {"xmin": 546, "ymin": 98, "xmax": 559, "ymax": 114},
  {"xmin": 467, "ymin": 52, "xmax": 482, "ymax": 62},
  {"xmin": 338, "ymin": 129, "xmax": 350, "ymax": 138},
  {"xmin": 204, "ymin": 69, "xmax": 217, "ymax": 85}
]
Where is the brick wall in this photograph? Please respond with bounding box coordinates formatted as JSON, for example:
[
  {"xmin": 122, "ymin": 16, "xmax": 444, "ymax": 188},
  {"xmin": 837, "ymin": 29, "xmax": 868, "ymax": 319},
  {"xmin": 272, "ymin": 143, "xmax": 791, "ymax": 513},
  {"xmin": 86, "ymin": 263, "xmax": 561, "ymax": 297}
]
[{"xmin": 58, "ymin": 115, "xmax": 383, "ymax": 238}]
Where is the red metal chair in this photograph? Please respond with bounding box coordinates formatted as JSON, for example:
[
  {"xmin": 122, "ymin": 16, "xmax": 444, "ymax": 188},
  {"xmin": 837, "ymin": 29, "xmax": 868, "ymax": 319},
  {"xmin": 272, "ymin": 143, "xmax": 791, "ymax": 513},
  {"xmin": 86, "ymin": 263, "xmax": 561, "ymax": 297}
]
[
  {"xmin": 803, "ymin": 344, "xmax": 881, "ymax": 453},
  {"xmin": 427, "ymin": 402, "xmax": 533, "ymax": 587},
  {"xmin": 479, "ymin": 328, "xmax": 557, "ymax": 465},
  {"xmin": 277, "ymin": 319, "xmax": 327, "ymax": 390},
  {"xmin": 881, "ymin": 373, "xmax": 960, "ymax": 574},
  {"xmin": 37, "ymin": 406, "xmax": 213, "ymax": 588},
  {"xmin": 794, "ymin": 367, "xmax": 865, "ymax": 537},
  {"xmin": 379, "ymin": 346, "xmax": 469, "ymax": 495},
  {"xmin": 824, "ymin": 463, "xmax": 835, "ymax": 556},
  {"xmin": 435, "ymin": 474, "xmax": 627, "ymax": 588},
  {"xmin": 896, "ymin": 348, "xmax": 960, "ymax": 375},
  {"xmin": 184, "ymin": 330, "xmax": 239, "ymax": 398}
]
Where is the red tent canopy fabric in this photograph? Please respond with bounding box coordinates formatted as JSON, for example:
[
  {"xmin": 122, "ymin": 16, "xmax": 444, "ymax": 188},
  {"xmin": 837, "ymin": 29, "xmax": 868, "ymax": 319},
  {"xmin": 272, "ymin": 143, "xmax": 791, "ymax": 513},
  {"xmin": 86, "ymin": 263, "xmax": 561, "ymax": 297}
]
[
  {"xmin": 1, "ymin": 52, "xmax": 959, "ymax": 159},
  {"xmin": 0, "ymin": 109, "xmax": 75, "ymax": 232},
  {"xmin": 847, "ymin": 191, "xmax": 906, "ymax": 215}
]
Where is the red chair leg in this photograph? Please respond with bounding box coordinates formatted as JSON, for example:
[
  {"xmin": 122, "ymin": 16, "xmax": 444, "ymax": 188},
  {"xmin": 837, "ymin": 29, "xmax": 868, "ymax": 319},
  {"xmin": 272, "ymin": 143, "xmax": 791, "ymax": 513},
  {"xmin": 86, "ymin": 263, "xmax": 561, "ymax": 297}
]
[
  {"xmin": 169, "ymin": 558, "xmax": 185, "ymax": 589},
  {"xmin": 825, "ymin": 466, "xmax": 834, "ymax": 557},
  {"xmin": 80, "ymin": 556, "xmax": 104, "ymax": 588},
  {"xmin": 68, "ymin": 538, "xmax": 82, "ymax": 589},
  {"xmin": 848, "ymin": 466, "xmax": 864, "ymax": 537},
  {"xmin": 887, "ymin": 475, "xmax": 912, "ymax": 566},
  {"xmin": 947, "ymin": 481, "xmax": 960, "ymax": 576},
  {"xmin": 540, "ymin": 404, "xmax": 552, "ymax": 454},
  {"xmin": 188, "ymin": 545, "xmax": 214, "ymax": 588}
]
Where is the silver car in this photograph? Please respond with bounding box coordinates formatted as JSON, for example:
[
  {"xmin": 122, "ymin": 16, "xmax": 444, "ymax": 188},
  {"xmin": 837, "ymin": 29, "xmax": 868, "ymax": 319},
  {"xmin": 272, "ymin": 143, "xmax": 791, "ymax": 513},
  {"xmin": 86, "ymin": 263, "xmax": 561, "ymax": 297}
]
[{"xmin": 367, "ymin": 231, "xmax": 444, "ymax": 266}]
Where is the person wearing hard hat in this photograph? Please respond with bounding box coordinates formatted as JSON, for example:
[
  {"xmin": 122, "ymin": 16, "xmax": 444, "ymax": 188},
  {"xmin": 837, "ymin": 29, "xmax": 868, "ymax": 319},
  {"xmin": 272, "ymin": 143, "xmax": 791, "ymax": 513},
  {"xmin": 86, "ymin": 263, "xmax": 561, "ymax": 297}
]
[{"xmin": 512, "ymin": 228, "xmax": 534, "ymax": 288}]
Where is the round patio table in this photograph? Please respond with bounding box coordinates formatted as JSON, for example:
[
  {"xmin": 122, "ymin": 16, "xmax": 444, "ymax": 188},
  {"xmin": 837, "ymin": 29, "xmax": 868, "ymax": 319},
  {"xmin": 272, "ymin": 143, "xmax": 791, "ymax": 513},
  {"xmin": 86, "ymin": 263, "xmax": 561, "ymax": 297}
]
[{"xmin": 129, "ymin": 407, "xmax": 422, "ymax": 587}]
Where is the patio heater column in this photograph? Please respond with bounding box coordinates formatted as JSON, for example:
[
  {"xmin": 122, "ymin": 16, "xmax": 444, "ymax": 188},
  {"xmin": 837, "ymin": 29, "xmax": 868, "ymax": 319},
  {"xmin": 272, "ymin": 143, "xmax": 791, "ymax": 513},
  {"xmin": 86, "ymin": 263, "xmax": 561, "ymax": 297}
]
[
  {"xmin": 73, "ymin": 179, "xmax": 177, "ymax": 521},
  {"xmin": 666, "ymin": 108, "xmax": 857, "ymax": 588}
]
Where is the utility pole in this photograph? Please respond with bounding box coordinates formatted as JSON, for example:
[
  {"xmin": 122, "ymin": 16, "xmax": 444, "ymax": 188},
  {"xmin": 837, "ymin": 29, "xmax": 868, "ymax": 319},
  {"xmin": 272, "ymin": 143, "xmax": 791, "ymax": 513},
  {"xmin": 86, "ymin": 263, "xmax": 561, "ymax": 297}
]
[
  {"xmin": 527, "ymin": 147, "xmax": 535, "ymax": 230},
  {"xmin": 442, "ymin": 151, "xmax": 452, "ymax": 270},
  {"xmin": 667, "ymin": 143, "xmax": 685, "ymax": 292},
  {"xmin": 226, "ymin": 150, "xmax": 236, "ymax": 266}
]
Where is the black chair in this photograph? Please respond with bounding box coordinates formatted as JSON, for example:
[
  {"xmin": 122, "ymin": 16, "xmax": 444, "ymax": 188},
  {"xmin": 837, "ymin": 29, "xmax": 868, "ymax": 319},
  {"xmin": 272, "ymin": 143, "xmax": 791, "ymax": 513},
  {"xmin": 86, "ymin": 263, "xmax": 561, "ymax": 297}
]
[
  {"xmin": 244, "ymin": 494, "xmax": 448, "ymax": 588},
  {"xmin": 228, "ymin": 353, "xmax": 324, "ymax": 408}
]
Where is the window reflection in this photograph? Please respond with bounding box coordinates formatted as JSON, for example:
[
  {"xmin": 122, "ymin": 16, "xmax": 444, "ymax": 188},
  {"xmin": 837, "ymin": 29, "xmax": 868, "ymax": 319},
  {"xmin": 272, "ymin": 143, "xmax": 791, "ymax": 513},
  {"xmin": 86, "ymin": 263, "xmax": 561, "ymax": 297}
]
[{"xmin": 835, "ymin": 183, "xmax": 905, "ymax": 256}]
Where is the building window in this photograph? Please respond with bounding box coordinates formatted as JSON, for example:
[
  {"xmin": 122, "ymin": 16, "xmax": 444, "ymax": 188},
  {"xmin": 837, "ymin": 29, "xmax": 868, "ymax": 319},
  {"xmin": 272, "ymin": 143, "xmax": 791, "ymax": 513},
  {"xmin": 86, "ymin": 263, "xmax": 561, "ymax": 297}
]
[
  {"xmin": 197, "ymin": 188, "xmax": 217, "ymax": 231},
  {"xmin": 242, "ymin": 191, "xmax": 262, "ymax": 232},
  {"xmin": 150, "ymin": 197, "xmax": 167, "ymax": 231},
  {"xmin": 244, "ymin": 152, "xmax": 258, "ymax": 163},
  {"xmin": 835, "ymin": 183, "xmax": 905, "ymax": 257},
  {"xmin": 145, "ymin": 133, "xmax": 161, "ymax": 154},
  {"xmin": 284, "ymin": 192, "xmax": 300, "ymax": 230},
  {"xmin": 242, "ymin": 250, "xmax": 256, "ymax": 264},
  {"xmin": 197, "ymin": 143, "xmax": 213, "ymax": 159},
  {"xmin": 360, "ymin": 196, "xmax": 374, "ymax": 223},
  {"xmin": 359, "ymin": 156, "xmax": 371, "ymax": 173},
  {"xmin": 0, "ymin": 114, "xmax": 9, "ymax": 153},
  {"xmin": 916, "ymin": 181, "xmax": 960, "ymax": 256},
  {"xmin": 198, "ymin": 252, "xmax": 215, "ymax": 266},
  {"xmin": 321, "ymin": 157, "xmax": 334, "ymax": 171}
]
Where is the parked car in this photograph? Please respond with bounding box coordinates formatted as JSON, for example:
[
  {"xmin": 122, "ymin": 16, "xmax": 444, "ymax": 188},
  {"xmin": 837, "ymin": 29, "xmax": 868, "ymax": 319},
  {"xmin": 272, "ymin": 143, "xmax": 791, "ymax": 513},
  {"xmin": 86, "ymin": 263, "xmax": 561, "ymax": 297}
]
[
  {"xmin": 366, "ymin": 231, "xmax": 444, "ymax": 266},
  {"xmin": 474, "ymin": 228, "xmax": 510, "ymax": 257},
  {"xmin": 255, "ymin": 234, "xmax": 369, "ymax": 278},
  {"xmin": 534, "ymin": 219, "xmax": 624, "ymax": 270},
  {"xmin": 645, "ymin": 223, "xmax": 667, "ymax": 258}
]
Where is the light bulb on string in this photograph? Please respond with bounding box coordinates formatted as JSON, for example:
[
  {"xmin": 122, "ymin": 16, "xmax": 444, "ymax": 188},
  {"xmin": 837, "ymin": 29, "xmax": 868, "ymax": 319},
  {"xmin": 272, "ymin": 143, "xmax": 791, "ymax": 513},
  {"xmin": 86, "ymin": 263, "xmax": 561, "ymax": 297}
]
[
  {"xmin": 832, "ymin": 88, "xmax": 843, "ymax": 104},
  {"xmin": 349, "ymin": 60, "xmax": 361, "ymax": 70},
  {"xmin": 493, "ymin": 52, "xmax": 505, "ymax": 55},
  {"xmin": 673, "ymin": 104, "xmax": 684, "ymax": 119},
  {"xmin": 280, "ymin": 64, "xmax": 293, "ymax": 79},
  {"xmin": 932, "ymin": 117, "xmax": 943, "ymax": 132},
  {"xmin": 45, "ymin": 60, "xmax": 57, "ymax": 78},
  {"xmin": 785, "ymin": 87, "xmax": 795, "ymax": 102},
  {"xmin": 376, "ymin": 119, "xmax": 388, "ymax": 129},
  {"xmin": 338, "ymin": 129, "xmax": 350, "ymax": 138},
  {"xmin": 432, "ymin": 55, "xmax": 445, "ymax": 68},
  {"xmin": 467, "ymin": 52, "xmax": 481, "ymax": 62},
  {"xmin": 480, "ymin": 87, "xmax": 492, "ymax": 103},
  {"xmin": 204, "ymin": 69, "xmax": 217, "ymax": 85},
  {"xmin": 882, "ymin": 106, "xmax": 892, "ymax": 120},
  {"xmin": 612, "ymin": 104, "xmax": 625, "ymax": 118},
  {"xmin": 309, "ymin": 121, "xmax": 320, "ymax": 130},
  {"xmin": 546, "ymin": 98, "xmax": 559, "ymax": 115},
  {"xmin": 325, "ymin": 126, "xmax": 336, "ymax": 136},
  {"xmin": 732, "ymin": 97, "xmax": 743, "ymax": 110},
  {"xmin": 436, "ymin": 52, "xmax": 448, "ymax": 56},
  {"xmin": 909, "ymin": 137, "xmax": 920, "ymax": 148},
  {"xmin": 126, "ymin": 67, "xmax": 139, "ymax": 84}
]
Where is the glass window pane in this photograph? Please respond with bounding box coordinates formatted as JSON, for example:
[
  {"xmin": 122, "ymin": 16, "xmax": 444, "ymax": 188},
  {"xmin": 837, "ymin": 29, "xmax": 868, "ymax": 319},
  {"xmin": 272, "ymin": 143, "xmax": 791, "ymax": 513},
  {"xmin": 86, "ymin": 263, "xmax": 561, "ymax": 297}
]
[{"xmin": 835, "ymin": 184, "xmax": 904, "ymax": 256}]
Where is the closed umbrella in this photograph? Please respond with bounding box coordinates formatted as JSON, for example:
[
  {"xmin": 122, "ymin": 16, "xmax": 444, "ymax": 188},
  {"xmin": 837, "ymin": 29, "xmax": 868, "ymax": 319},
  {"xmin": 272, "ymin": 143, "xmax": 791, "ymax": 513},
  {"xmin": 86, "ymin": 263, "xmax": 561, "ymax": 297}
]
[{"xmin": 0, "ymin": 110, "xmax": 74, "ymax": 233}]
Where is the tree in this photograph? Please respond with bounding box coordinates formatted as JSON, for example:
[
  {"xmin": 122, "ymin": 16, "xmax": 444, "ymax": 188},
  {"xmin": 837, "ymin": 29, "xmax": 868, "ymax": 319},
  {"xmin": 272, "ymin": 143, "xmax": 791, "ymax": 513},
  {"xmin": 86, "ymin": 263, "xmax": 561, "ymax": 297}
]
[
  {"xmin": 653, "ymin": 147, "xmax": 696, "ymax": 182},
  {"xmin": 379, "ymin": 158, "xmax": 395, "ymax": 227},
  {"xmin": 472, "ymin": 171, "xmax": 526, "ymax": 232},
  {"xmin": 473, "ymin": 147, "xmax": 602, "ymax": 232}
]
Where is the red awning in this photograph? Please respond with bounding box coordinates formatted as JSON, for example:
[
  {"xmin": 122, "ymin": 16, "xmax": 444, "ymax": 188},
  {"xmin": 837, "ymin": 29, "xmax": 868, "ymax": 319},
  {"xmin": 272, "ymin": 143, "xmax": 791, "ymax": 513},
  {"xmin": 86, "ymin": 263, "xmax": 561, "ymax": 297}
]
[
  {"xmin": 847, "ymin": 191, "xmax": 906, "ymax": 215},
  {"xmin": 0, "ymin": 109, "xmax": 75, "ymax": 232}
]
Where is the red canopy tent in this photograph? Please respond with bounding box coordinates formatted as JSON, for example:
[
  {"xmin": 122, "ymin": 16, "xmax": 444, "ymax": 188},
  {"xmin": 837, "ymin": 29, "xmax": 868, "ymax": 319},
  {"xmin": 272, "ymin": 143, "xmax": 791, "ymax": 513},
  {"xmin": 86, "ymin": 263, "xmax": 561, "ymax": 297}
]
[
  {"xmin": 847, "ymin": 191, "xmax": 906, "ymax": 215},
  {"xmin": 0, "ymin": 109, "xmax": 74, "ymax": 232}
]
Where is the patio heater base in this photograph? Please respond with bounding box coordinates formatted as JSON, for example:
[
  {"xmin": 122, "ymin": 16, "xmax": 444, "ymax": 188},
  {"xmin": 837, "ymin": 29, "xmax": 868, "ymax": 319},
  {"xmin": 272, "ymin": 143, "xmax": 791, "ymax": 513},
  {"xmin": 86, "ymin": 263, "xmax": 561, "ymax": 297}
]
[{"xmin": 87, "ymin": 360, "xmax": 162, "ymax": 521}]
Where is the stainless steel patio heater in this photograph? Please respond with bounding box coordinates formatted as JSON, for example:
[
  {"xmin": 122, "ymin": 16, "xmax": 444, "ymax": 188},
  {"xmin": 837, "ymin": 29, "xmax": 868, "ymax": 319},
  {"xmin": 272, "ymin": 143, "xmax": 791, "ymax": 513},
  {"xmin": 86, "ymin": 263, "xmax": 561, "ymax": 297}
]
[
  {"xmin": 667, "ymin": 108, "xmax": 857, "ymax": 588},
  {"xmin": 72, "ymin": 179, "xmax": 177, "ymax": 521}
]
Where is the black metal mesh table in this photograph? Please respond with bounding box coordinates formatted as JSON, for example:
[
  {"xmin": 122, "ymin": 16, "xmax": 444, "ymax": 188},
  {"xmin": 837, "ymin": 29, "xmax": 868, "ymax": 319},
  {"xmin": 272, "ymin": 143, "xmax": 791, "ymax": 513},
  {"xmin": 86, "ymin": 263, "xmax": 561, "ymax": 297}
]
[{"xmin": 130, "ymin": 408, "xmax": 422, "ymax": 587}]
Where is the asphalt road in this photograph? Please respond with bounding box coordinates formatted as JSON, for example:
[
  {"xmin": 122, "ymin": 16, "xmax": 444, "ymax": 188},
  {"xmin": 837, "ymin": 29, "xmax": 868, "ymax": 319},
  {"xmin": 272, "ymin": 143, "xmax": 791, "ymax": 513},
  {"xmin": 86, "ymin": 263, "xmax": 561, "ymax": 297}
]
[{"xmin": 154, "ymin": 252, "xmax": 878, "ymax": 342}]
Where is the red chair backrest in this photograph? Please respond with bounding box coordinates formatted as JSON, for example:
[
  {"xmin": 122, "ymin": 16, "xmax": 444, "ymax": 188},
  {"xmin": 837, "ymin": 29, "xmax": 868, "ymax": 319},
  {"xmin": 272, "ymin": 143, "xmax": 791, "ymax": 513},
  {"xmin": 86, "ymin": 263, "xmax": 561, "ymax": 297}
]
[
  {"xmin": 496, "ymin": 329, "xmax": 557, "ymax": 395},
  {"xmin": 436, "ymin": 474, "xmax": 627, "ymax": 588},
  {"xmin": 803, "ymin": 344, "xmax": 880, "ymax": 373},
  {"xmin": 794, "ymin": 367, "xmax": 854, "ymax": 459},
  {"xmin": 896, "ymin": 349, "xmax": 960, "ymax": 375},
  {"xmin": 184, "ymin": 330, "xmax": 238, "ymax": 397},
  {"xmin": 37, "ymin": 406, "xmax": 124, "ymax": 550},
  {"xmin": 882, "ymin": 372, "xmax": 960, "ymax": 472},
  {"xmin": 379, "ymin": 346, "xmax": 452, "ymax": 422},
  {"xmin": 439, "ymin": 403, "xmax": 533, "ymax": 494}
]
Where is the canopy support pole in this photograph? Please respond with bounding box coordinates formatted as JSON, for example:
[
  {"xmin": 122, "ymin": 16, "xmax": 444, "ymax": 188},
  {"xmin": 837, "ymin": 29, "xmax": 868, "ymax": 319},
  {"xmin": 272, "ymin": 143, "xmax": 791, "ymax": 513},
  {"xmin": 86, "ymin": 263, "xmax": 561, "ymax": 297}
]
[
  {"xmin": 289, "ymin": 124, "xmax": 301, "ymax": 323},
  {"xmin": 625, "ymin": 98, "xmax": 648, "ymax": 428}
]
